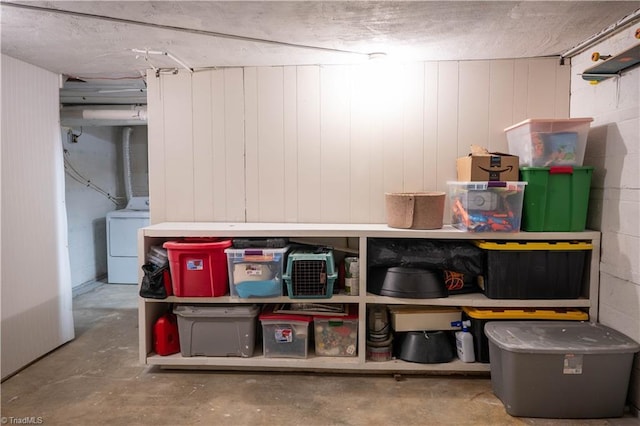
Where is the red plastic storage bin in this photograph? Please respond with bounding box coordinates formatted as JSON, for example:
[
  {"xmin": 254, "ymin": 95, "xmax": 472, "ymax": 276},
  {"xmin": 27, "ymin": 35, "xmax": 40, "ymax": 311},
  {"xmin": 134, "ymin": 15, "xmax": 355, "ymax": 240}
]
[{"xmin": 163, "ymin": 239, "xmax": 232, "ymax": 297}]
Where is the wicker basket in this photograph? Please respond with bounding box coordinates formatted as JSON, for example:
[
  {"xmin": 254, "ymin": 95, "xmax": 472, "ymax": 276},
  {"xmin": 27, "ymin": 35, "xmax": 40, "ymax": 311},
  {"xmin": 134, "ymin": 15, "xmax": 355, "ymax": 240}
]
[{"xmin": 385, "ymin": 192, "xmax": 446, "ymax": 229}]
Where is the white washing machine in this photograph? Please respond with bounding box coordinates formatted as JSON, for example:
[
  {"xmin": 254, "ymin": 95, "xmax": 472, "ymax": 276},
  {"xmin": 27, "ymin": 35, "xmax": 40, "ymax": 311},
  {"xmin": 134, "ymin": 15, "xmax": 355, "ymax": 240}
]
[{"xmin": 106, "ymin": 197, "xmax": 150, "ymax": 284}]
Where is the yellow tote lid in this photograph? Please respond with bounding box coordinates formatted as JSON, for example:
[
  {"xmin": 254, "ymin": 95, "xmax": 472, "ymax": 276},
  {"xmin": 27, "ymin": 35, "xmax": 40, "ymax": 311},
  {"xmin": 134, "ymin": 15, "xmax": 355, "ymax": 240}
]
[
  {"xmin": 462, "ymin": 306, "xmax": 588, "ymax": 320},
  {"xmin": 475, "ymin": 241, "xmax": 593, "ymax": 251}
]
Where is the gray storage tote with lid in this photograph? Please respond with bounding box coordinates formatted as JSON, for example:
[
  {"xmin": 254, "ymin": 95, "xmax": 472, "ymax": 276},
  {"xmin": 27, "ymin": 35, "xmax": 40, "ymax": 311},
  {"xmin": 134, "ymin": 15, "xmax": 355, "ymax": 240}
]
[
  {"xmin": 174, "ymin": 304, "xmax": 260, "ymax": 357},
  {"xmin": 485, "ymin": 321, "xmax": 640, "ymax": 419}
]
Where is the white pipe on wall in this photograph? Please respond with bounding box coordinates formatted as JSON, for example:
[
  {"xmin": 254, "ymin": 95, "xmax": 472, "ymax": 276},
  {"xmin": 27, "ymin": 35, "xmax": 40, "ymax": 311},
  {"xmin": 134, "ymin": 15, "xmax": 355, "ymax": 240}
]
[
  {"xmin": 122, "ymin": 127, "xmax": 134, "ymax": 204},
  {"xmin": 82, "ymin": 109, "xmax": 147, "ymax": 121},
  {"xmin": 60, "ymin": 106, "xmax": 147, "ymax": 127},
  {"xmin": 561, "ymin": 8, "xmax": 640, "ymax": 58},
  {"xmin": 60, "ymin": 106, "xmax": 147, "ymax": 122}
]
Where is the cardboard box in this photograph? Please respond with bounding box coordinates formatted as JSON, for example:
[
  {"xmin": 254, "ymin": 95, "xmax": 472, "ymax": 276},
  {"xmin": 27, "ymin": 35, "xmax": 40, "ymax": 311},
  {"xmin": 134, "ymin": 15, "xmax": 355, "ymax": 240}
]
[
  {"xmin": 457, "ymin": 153, "xmax": 519, "ymax": 181},
  {"xmin": 388, "ymin": 306, "xmax": 461, "ymax": 332}
]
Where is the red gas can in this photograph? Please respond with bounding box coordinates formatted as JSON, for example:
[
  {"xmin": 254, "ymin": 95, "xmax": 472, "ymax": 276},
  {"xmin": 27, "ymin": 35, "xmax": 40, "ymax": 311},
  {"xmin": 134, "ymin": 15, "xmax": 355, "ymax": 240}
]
[{"xmin": 154, "ymin": 313, "xmax": 180, "ymax": 356}]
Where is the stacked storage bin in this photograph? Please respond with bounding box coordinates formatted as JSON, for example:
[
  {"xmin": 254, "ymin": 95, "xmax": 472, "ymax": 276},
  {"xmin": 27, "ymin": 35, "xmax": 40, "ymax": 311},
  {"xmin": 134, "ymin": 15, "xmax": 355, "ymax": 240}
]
[
  {"xmin": 504, "ymin": 117, "xmax": 594, "ymax": 232},
  {"xmin": 477, "ymin": 118, "xmax": 624, "ymax": 419},
  {"xmin": 157, "ymin": 239, "xmax": 235, "ymax": 358},
  {"xmin": 486, "ymin": 118, "xmax": 596, "ymax": 304},
  {"xmin": 451, "ymin": 147, "xmax": 526, "ymax": 233},
  {"xmin": 163, "ymin": 239, "xmax": 292, "ymax": 359}
]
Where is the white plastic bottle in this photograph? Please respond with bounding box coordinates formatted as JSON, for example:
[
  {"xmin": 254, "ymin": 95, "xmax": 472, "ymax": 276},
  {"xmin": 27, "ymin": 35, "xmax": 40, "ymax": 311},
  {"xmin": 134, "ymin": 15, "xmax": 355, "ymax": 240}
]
[{"xmin": 453, "ymin": 320, "xmax": 475, "ymax": 363}]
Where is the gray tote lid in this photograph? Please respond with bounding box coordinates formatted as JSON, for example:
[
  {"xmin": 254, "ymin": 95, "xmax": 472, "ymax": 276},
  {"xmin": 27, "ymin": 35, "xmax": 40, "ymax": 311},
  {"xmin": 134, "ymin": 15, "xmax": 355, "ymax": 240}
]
[
  {"xmin": 174, "ymin": 304, "xmax": 260, "ymax": 318},
  {"xmin": 484, "ymin": 321, "xmax": 640, "ymax": 354}
]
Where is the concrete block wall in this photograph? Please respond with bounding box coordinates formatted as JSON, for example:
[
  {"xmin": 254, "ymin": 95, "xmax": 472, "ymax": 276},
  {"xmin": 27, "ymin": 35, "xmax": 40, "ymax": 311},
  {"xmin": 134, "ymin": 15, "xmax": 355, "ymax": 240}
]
[
  {"xmin": 570, "ymin": 25, "xmax": 640, "ymax": 412},
  {"xmin": 63, "ymin": 126, "xmax": 120, "ymax": 288},
  {"xmin": 63, "ymin": 125, "xmax": 148, "ymax": 288}
]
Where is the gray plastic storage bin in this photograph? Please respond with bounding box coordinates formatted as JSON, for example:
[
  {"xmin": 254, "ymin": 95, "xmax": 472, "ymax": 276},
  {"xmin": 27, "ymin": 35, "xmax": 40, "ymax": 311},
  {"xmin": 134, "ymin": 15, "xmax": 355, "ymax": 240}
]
[
  {"xmin": 173, "ymin": 304, "xmax": 259, "ymax": 357},
  {"xmin": 485, "ymin": 321, "xmax": 640, "ymax": 418}
]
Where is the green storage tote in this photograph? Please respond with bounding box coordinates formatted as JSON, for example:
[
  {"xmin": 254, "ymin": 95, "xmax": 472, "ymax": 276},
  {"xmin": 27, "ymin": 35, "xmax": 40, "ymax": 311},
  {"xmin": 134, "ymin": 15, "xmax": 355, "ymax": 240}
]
[{"xmin": 520, "ymin": 166, "xmax": 593, "ymax": 231}]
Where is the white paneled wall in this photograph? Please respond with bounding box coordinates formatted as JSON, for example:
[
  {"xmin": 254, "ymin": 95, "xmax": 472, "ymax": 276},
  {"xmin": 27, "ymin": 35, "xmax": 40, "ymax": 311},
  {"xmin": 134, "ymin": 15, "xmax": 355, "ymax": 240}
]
[
  {"xmin": 1, "ymin": 55, "xmax": 75, "ymax": 379},
  {"xmin": 148, "ymin": 57, "xmax": 569, "ymax": 224},
  {"xmin": 570, "ymin": 27, "xmax": 640, "ymax": 410}
]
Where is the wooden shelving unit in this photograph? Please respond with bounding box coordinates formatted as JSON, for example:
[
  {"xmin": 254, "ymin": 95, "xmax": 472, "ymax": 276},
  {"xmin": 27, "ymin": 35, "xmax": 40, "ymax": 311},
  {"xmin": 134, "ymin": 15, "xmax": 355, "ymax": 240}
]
[{"xmin": 139, "ymin": 222, "xmax": 600, "ymax": 373}]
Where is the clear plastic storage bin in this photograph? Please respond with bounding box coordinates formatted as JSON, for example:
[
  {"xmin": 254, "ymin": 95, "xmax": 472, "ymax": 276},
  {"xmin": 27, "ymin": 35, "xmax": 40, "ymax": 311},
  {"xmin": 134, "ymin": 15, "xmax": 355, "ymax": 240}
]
[
  {"xmin": 448, "ymin": 181, "xmax": 527, "ymax": 232},
  {"xmin": 313, "ymin": 314, "xmax": 358, "ymax": 357},
  {"xmin": 259, "ymin": 312, "xmax": 312, "ymax": 358},
  {"xmin": 504, "ymin": 118, "xmax": 593, "ymax": 167},
  {"xmin": 225, "ymin": 246, "xmax": 289, "ymax": 298}
]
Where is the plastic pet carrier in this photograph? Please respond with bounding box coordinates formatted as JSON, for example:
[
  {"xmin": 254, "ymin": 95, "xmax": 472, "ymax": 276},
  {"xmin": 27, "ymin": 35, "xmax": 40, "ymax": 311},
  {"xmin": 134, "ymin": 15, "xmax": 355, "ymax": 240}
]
[{"xmin": 283, "ymin": 248, "xmax": 337, "ymax": 298}]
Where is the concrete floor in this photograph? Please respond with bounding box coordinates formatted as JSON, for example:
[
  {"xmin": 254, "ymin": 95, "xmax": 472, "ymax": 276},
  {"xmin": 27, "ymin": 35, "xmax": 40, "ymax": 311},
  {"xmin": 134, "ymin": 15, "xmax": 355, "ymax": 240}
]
[{"xmin": 1, "ymin": 284, "xmax": 639, "ymax": 426}]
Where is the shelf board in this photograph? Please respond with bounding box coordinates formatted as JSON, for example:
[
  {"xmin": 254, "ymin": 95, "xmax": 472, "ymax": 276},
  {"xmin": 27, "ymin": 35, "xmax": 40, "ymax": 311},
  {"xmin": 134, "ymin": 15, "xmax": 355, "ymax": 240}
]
[
  {"xmin": 143, "ymin": 293, "xmax": 591, "ymax": 308},
  {"xmin": 365, "ymin": 293, "xmax": 591, "ymax": 308},
  {"xmin": 146, "ymin": 353, "xmax": 490, "ymax": 373},
  {"xmin": 142, "ymin": 222, "xmax": 600, "ymax": 241},
  {"xmin": 147, "ymin": 353, "xmax": 358, "ymax": 368},
  {"xmin": 144, "ymin": 294, "xmax": 359, "ymax": 304},
  {"xmin": 360, "ymin": 358, "xmax": 490, "ymax": 373}
]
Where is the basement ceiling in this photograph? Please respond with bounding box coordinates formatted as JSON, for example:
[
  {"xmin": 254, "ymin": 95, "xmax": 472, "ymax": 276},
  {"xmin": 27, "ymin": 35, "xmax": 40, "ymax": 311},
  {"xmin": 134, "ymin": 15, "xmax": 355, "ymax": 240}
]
[{"xmin": 2, "ymin": 1, "xmax": 640, "ymax": 105}]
